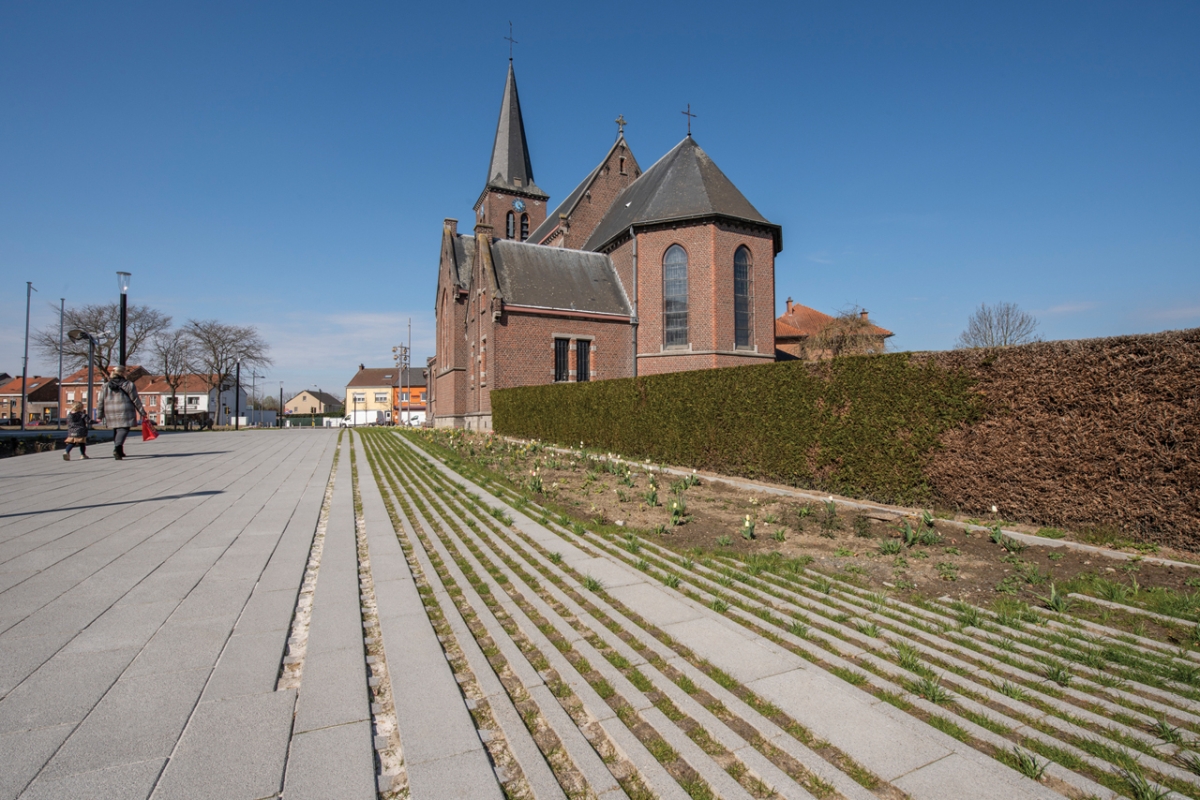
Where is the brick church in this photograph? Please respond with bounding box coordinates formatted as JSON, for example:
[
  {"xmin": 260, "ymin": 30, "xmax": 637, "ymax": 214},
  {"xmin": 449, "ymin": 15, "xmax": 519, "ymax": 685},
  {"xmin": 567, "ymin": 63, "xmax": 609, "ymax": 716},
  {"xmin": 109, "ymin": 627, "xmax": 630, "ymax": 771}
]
[{"xmin": 429, "ymin": 60, "xmax": 782, "ymax": 430}]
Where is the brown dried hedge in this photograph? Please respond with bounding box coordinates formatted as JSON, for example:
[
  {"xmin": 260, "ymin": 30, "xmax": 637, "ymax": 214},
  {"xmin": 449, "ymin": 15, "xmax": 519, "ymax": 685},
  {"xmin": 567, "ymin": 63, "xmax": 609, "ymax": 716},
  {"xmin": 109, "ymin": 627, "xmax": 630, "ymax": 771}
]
[
  {"xmin": 493, "ymin": 328, "xmax": 1200, "ymax": 548},
  {"xmin": 923, "ymin": 329, "xmax": 1200, "ymax": 549}
]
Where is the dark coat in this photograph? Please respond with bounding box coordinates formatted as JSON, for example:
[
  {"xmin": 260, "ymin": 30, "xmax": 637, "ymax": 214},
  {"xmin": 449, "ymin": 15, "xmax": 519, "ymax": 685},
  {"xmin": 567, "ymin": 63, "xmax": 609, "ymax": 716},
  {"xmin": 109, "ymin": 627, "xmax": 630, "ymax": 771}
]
[
  {"xmin": 99, "ymin": 378, "xmax": 145, "ymax": 429},
  {"xmin": 66, "ymin": 411, "xmax": 90, "ymax": 441}
]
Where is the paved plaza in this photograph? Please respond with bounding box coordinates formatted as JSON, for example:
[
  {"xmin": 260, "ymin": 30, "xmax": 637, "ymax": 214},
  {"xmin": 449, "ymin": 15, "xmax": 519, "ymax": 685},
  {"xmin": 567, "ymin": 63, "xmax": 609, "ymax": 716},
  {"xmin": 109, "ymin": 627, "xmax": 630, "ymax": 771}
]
[{"xmin": 0, "ymin": 429, "xmax": 1103, "ymax": 799}]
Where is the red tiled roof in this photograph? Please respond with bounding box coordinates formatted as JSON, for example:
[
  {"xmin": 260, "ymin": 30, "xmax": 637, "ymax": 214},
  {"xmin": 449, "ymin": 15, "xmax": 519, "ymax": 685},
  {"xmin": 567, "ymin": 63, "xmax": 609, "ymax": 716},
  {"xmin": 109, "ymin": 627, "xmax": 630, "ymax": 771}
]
[
  {"xmin": 0, "ymin": 376, "xmax": 56, "ymax": 395},
  {"xmin": 139, "ymin": 375, "xmax": 218, "ymax": 394},
  {"xmin": 775, "ymin": 303, "xmax": 893, "ymax": 339}
]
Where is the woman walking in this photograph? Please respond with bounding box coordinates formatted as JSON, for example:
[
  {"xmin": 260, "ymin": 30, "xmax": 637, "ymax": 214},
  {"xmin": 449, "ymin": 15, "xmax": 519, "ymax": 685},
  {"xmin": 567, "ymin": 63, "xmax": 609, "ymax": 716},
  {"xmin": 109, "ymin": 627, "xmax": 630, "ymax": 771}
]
[
  {"xmin": 99, "ymin": 366, "xmax": 145, "ymax": 460},
  {"xmin": 63, "ymin": 401, "xmax": 90, "ymax": 460}
]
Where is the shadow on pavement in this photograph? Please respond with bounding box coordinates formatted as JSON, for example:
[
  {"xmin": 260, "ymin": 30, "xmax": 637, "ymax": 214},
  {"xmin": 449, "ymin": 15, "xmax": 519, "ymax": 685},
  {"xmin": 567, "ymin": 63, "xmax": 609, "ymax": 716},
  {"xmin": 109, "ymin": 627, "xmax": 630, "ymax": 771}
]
[{"xmin": 0, "ymin": 490, "xmax": 225, "ymax": 518}]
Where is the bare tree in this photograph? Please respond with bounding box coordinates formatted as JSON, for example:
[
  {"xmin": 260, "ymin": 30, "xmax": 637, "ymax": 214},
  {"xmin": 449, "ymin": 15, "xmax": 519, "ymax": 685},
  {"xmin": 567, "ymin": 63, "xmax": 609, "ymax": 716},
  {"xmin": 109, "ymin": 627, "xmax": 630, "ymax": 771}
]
[
  {"xmin": 803, "ymin": 306, "xmax": 889, "ymax": 359},
  {"xmin": 149, "ymin": 329, "xmax": 196, "ymax": 430},
  {"xmin": 955, "ymin": 302, "xmax": 1040, "ymax": 349},
  {"xmin": 34, "ymin": 302, "xmax": 171, "ymax": 373},
  {"xmin": 185, "ymin": 319, "xmax": 272, "ymax": 423}
]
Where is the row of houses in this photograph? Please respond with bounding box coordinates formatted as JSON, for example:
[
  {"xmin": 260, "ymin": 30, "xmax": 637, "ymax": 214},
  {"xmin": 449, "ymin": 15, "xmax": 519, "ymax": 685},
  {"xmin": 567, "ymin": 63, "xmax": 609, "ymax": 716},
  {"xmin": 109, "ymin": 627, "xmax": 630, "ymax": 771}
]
[
  {"xmin": 342, "ymin": 366, "xmax": 428, "ymax": 425},
  {"xmin": 0, "ymin": 365, "xmax": 249, "ymax": 427}
]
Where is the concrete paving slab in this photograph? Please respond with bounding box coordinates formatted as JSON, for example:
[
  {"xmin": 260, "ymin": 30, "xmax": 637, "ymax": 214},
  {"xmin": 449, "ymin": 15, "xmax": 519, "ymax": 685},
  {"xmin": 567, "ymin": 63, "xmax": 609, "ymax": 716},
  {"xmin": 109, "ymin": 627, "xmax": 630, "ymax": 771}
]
[
  {"xmin": 39, "ymin": 667, "xmax": 209, "ymax": 779},
  {"xmin": 0, "ymin": 724, "xmax": 72, "ymax": 800},
  {"xmin": 284, "ymin": 721, "xmax": 376, "ymax": 800},
  {"xmin": 18, "ymin": 758, "xmax": 166, "ymax": 800},
  {"xmin": 59, "ymin": 600, "xmax": 177, "ymax": 655},
  {"xmin": 151, "ymin": 689, "xmax": 296, "ymax": 800},
  {"xmin": 121, "ymin": 616, "xmax": 235, "ymax": 677},
  {"xmin": 892, "ymin": 751, "xmax": 1059, "ymax": 800},
  {"xmin": 168, "ymin": 579, "xmax": 256, "ymax": 622},
  {"xmin": 0, "ymin": 634, "xmax": 63, "ymax": 696},
  {"xmin": 202, "ymin": 631, "xmax": 287, "ymax": 701},
  {"xmin": 230, "ymin": 587, "xmax": 299, "ymax": 635},
  {"xmin": 567, "ymin": 556, "xmax": 644, "ymax": 589},
  {"xmin": 0, "ymin": 647, "xmax": 138, "ymax": 734},
  {"xmin": 407, "ymin": 748, "xmax": 505, "ymax": 800},
  {"xmin": 292, "ymin": 645, "xmax": 369, "ymax": 733},
  {"xmin": 748, "ymin": 670, "xmax": 952, "ymax": 781},
  {"xmin": 662, "ymin": 616, "xmax": 797, "ymax": 683},
  {"xmin": 605, "ymin": 581, "xmax": 704, "ymax": 627}
]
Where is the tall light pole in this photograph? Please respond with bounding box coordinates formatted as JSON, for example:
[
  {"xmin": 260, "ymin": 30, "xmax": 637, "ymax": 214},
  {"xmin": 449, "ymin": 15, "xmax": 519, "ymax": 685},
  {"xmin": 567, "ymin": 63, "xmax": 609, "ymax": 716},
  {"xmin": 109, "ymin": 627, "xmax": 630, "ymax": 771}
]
[
  {"xmin": 117, "ymin": 272, "xmax": 131, "ymax": 367},
  {"xmin": 68, "ymin": 329, "xmax": 98, "ymax": 423},
  {"xmin": 57, "ymin": 298, "xmax": 65, "ymax": 428},
  {"xmin": 279, "ymin": 381, "xmax": 284, "ymax": 428},
  {"xmin": 234, "ymin": 357, "xmax": 242, "ymax": 431},
  {"xmin": 20, "ymin": 282, "xmax": 37, "ymax": 431}
]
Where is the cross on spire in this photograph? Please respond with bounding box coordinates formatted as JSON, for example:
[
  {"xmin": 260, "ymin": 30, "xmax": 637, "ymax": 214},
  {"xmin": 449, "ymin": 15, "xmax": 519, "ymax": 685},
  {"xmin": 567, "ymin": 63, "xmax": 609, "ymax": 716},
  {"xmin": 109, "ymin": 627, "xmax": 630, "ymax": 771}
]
[
  {"xmin": 615, "ymin": 114, "xmax": 626, "ymax": 137},
  {"xmin": 505, "ymin": 21, "xmax": 517, "ymax": 60},
  {"xmin": 681, "ymin": 103, "xmax": 696, "ymax": 137}
]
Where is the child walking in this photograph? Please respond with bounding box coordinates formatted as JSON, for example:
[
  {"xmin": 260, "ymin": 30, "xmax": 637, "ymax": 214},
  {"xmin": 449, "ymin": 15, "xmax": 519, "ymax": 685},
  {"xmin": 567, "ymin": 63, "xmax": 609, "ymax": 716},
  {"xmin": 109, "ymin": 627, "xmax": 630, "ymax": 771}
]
[{"xmin": 63, "ymin": 402, "xmax": 90, "ymax": 461}]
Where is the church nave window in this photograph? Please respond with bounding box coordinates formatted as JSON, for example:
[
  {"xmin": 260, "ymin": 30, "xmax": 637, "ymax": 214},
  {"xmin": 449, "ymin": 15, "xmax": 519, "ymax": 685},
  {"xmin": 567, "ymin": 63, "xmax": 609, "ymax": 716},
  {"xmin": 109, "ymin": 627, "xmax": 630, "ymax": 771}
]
[
  {"xmin": 520, "ymin": 213, "xmax": 529, "ymax": 241},
  {"xmin": 506, "ymin": 211, "xmax": 515, "ymax": 239},
  {"xmin": 734, "ymin": 245, "xmax": 753, "ymax": 348},
  {"xmin": 554, "ymin": 338, "xmax": 570, "ymax": 382},
  {"xmin": 663, "ymin": 244, "xmax": 689, "ymax": 347},
  {"xmin": 576, "ymin": 340, "xmax": 591, "ymax": 381}
]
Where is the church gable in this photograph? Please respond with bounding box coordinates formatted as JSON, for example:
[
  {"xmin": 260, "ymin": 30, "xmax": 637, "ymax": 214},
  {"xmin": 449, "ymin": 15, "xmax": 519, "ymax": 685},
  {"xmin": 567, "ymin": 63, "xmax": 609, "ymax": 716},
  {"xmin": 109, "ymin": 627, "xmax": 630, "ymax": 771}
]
[
  {"xmin": 584, "ymin": 136, "xmax": 781, "ymax": 254},
  {"xmin": 530, "ymin": 133, "xmax": 642, "ymax": 249}
]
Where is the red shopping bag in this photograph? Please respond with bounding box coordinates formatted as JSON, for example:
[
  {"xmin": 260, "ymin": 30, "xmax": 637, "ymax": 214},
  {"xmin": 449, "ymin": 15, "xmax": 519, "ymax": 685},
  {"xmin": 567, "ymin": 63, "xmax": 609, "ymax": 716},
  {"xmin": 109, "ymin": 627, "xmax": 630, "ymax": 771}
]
[{"xmin": 141, "ymin": 418, "xmax": 159, "ymax": 441}]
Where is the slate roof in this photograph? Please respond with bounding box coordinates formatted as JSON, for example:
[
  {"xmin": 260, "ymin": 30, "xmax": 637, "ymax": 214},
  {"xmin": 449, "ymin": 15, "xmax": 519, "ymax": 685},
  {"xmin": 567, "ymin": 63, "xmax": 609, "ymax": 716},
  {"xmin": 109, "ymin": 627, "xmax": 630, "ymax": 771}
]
[
  {"xmin": 483, "ymin": 62, "xmax": 547, "ymax": 200},
  {"xmin": 528, "ymin": 135, "xmax": 629, "ymax": 244},
  {"xmin": 491, "ymin": 240, "xmax": 631, "ymax": 317},
  {"xmin": 286, "ymin": 390, "xmax": 342, "ymax": 407},
  {"xmin": 584, "ymin": 136, "xmax": 779, "ymax": 252},
  {"xmin": 450, "ymin": 234, "xmax": 476, "ymax": 290}
]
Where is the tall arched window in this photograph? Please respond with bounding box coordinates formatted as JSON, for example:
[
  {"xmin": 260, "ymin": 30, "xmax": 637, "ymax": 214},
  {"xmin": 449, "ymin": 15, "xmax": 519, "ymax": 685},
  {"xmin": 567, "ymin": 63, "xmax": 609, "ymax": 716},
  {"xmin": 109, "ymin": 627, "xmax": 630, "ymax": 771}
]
[
  {"xmin": 506, "ymin": 211, "xmax": 515, "ymax": 239},
  {"xmin": 663, "ymin": 244, "xmax": 689, "ymax": 347},
  {"xmin": 520, "ymin": 213, "xmax": 529, "ymax": 241},
  {"xmin": 734, "ymin": 246, "xmax": 753, "ymax": 348}
]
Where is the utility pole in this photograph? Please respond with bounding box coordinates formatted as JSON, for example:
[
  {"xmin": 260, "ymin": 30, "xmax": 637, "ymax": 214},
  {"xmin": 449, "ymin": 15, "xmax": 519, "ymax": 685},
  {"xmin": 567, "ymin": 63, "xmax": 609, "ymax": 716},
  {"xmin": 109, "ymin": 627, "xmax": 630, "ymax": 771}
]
[{"xmin": 20, "ymin": 282, "xmax": 36, "ymax": 431}]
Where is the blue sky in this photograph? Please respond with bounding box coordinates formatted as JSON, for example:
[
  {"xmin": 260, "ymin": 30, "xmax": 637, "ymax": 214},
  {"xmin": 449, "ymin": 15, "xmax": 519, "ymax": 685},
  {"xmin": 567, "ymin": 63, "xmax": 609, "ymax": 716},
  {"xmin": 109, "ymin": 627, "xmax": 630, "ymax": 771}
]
[{"xmin": 3, "ymin": 1, "xmax": 1197, "ymax": 399}]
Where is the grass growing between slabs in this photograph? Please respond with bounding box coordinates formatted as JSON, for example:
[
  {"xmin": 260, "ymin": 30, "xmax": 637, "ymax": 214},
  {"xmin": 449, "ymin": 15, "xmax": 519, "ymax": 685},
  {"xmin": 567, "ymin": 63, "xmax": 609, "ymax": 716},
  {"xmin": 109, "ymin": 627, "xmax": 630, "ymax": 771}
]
[
  {"xmin": 392, "ymin": 428, "xmax": 1200, "ymax": 800},
  {"xmin": 359, "ymin": 429, "xmax": 902, "ymax": 800}
]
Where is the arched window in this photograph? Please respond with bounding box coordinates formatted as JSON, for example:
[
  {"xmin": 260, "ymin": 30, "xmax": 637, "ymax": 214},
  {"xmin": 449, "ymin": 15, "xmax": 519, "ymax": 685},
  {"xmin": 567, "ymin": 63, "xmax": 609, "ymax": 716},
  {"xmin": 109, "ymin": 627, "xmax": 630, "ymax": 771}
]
[
  {"xmin": 506, "ymin": 211, "xmax": 515, "ymax": 239},
  {"xmin": 520, "ymin": 213, "xmax": 529, "ymax": 241},
  {"xmin": 734, "ymin": 246, "xmax": 753, "ymax": 348},
  {"xmin": 663, "ymin": 244, "xmax": 689, "ymax": 347}
]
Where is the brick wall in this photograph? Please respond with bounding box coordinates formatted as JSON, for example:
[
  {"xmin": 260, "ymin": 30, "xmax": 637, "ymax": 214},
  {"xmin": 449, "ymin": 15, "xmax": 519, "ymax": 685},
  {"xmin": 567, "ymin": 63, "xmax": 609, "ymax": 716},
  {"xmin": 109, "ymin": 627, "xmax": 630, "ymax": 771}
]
[{"xmin": 493, "ymin": 311, "xmax": 634, "ymax": 391}]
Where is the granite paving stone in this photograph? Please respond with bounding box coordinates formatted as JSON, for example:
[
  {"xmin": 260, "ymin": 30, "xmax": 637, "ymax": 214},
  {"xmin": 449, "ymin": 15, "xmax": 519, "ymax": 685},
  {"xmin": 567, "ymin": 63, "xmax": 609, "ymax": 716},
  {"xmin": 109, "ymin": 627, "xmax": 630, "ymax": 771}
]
[
  {"xmin": 0, "ymin": 724, "xmax": 72, "ymax": 800},
  {"xmin": 284, "ymin": 721, "xmax": 376, "ymax": 800},
  {"xmin": 150, "ymin": 689, "xmax": 296, "ymax": 800},
  {"xmin": 18, "ymin": 758, "xmax": 166, "ymax": 800},
  {"xmin": 0, "ymin": 648, "xmax": 138, "ymax": 734},
  {"xmin": 39, "ymin": 667, "xmax": 210, "ymax": 779},
  {"xmin": 201, "ymin": 631, "xmax": 288, "ymax": 701}
]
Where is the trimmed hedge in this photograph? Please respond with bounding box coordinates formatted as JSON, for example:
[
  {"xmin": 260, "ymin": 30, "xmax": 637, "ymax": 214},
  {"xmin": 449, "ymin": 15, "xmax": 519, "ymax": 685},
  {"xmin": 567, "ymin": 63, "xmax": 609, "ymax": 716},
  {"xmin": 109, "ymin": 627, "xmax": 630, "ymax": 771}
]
[{"xmin": 493, "ymin": 354, "xmax": 981, "ymax": 507}]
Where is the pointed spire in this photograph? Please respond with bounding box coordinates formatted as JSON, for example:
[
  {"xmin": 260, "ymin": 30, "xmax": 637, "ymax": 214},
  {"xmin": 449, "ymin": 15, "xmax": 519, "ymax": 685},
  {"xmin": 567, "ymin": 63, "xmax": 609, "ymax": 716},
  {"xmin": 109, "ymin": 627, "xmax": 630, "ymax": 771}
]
[{"xmin": 485, "ymin": 62, "xmax": 546, "ymax": 198}]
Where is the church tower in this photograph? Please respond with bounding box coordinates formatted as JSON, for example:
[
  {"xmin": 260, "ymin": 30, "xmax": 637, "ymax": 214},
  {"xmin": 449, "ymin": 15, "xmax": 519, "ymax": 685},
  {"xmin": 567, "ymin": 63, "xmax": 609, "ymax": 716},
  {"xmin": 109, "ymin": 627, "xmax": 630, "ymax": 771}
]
[{"xmin": 474, "ymin": 61, "xmax": 549, "ymax": 241}]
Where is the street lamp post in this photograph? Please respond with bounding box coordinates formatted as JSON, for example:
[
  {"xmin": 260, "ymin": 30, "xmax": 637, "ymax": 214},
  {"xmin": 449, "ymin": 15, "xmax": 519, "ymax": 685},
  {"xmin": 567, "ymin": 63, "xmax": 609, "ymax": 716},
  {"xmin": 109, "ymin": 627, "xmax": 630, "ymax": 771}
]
[
  {"xmin": 67, "ymin": 329, "xmax": 98, "ymax": 423},
  {"xmin": 57, "ymin": 298, "xmax": 65, "ymax": 429},
  {"xmin": 279, "ymin": 381, "xmax": 284, "ymax": 428},
  {"xmin": 20, "ymin": 282, "xmax": 37, "ymax": 431},
  {"xmin": 117, "ymin": 272, "xmax": 131, "ymax": 367},
  {"xmin": 234, "ymin": 358, "xmax": 241, "ymax": 431}
]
